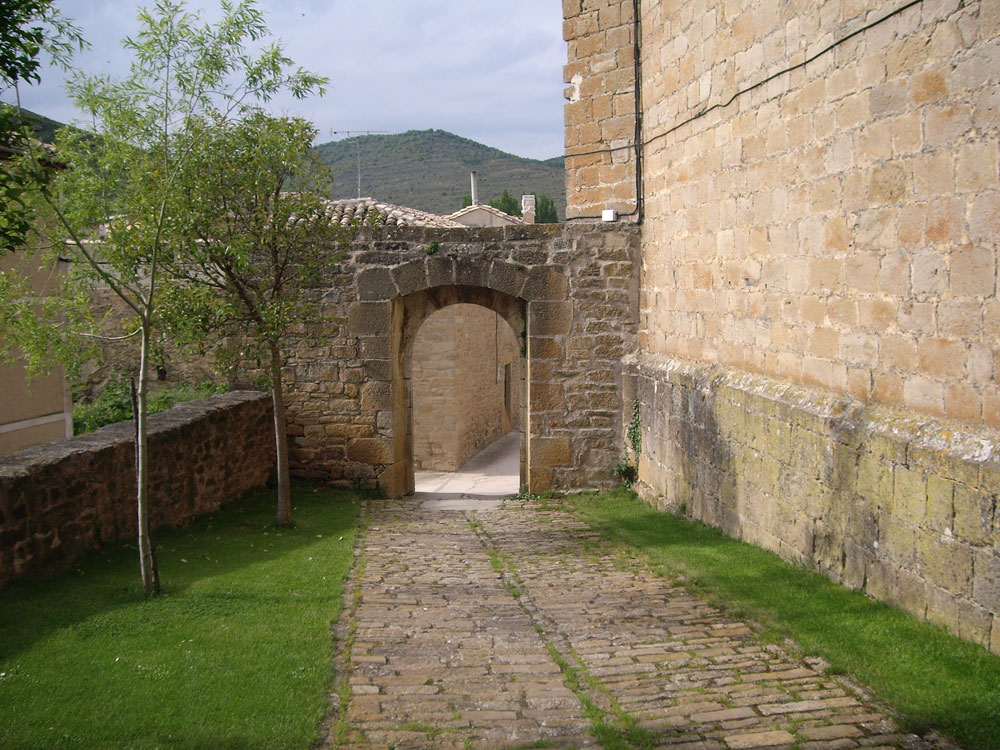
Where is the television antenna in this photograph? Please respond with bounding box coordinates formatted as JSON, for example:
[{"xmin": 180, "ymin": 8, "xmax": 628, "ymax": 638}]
[{"xmin": 331, "ymin": 130, "xmax": 390, "ymax": 198}]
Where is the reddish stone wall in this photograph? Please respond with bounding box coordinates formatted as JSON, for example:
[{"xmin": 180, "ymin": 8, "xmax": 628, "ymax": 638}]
[{"xmin": 0, "ymin": 391, "xmax": 274, "ymax": 589}]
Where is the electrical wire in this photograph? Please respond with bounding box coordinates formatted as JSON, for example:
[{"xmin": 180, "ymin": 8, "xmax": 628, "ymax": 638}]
[{"xmin": 566, "ymin": 0, "xmax": 926, "ymax": 222}]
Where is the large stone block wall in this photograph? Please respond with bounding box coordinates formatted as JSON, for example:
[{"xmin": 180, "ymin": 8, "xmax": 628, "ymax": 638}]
[
  {"xmin": 563, "ymin": 0, "xmax": 639, "ymax": 219},
  {"xmin": 637, "ymin": 0, "xmax": 999, "ymax": 427},
  {"xmin": 563, "ymin": 0, "xmax": 1000, "ymax": 653},
  {"xmin": 627, "ymin": 353, "xmax": 1000, "ymax": 655},
  {"xmin": 0, "ymin": 392, "xmax": 275, "ymax": 589}
]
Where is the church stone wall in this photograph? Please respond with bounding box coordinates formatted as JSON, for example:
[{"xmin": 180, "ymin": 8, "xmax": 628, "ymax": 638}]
[
  {"xmin": 638, "ymin": 0, "xmax": 999, "ymax": 426},
  {"xmin": 565, "ymin": 0, "xmax": 1000, "ymax": 653}
]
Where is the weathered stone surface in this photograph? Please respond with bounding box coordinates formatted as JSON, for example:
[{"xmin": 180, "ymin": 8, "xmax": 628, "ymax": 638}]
[
  {"xmin": 356, "ymin": 267, "xmax": 396, "ymax": 301},
  {"xmin": 347, "ymin": 301, "xmax": 391, "ymax": 335},
  {"xmin": 628, "ymin": 352, "xmax": 1000, "ymax": 655},
  {"xmin": 390, "ymin": 261, "xmax": 427, "ymax": 296},
  {"xmin": 529, "ymin": 300, "xmax": 574, "ymax": 336},
  {"xmin": 346, "ymin": 437, "xmax": 392, "ymax": 465}
]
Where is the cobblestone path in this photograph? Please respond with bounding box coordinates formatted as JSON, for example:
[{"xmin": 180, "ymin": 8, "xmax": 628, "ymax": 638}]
[{"xmin": 321, "ymin": 496, "xmax": 952, "ymax": 750}]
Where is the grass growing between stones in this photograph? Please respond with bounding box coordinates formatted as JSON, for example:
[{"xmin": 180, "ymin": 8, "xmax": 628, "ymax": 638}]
[
  {"xmin": 569, "ymin": 489, "xmax": 1000, "ymax": 750},
  {"xmin": 0, "ymin": 483, "xmax": 359, "ymax": 750}
]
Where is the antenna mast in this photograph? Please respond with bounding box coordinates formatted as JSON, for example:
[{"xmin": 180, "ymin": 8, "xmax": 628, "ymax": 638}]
[{"xmin": 331, "ymin": 130, "xmax": 390, "ymax": 198}]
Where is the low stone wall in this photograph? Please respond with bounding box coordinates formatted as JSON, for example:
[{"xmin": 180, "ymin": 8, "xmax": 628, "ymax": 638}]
[
  {"xmin": 0, "ymin": 391, "xmax": 275, "ymax": 590},
  {"xmin": 626, "ymin": 353, "xmax": 1000, "ymax": 655}
]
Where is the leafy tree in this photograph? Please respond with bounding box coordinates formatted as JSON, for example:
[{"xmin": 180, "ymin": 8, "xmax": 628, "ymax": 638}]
[
  {"xmin": 488, "ymin": 189, "xmax": 521, "ymax": 217},
  {"xmin": 0, "ymin": 0, "xmax": 85, "ymax": 253},
  {"xmin": 13, "ymin": 0, "xmax": 325, "ymax": 596},
  {"xmin": 536, "ymin": 193, "xmax": 558, "ymax": 223},
  {"xmin": 162, "ymin": 113, "xmax": 358, "ymax": 527}
]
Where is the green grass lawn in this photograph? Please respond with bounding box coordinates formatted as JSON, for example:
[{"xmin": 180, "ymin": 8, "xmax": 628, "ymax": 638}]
[
  {"xmin": 569, "ymin": 489, "xmax": 1000, "ymax": 750},
  {"xmin": 0, "ymin": 483, "xmax": 360, "ymax": 750}
]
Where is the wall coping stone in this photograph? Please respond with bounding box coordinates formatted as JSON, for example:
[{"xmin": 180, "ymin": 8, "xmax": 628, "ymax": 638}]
[{"xmin": 0, "ymin": 391, "xmax": 270, "ymax": 473}]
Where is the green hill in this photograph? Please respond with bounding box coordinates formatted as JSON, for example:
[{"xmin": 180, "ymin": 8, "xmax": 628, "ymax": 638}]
[
  {"xmin": 1, "ymin": 105, "xmax": 65, "ymax": 144},
  {"xmin": 11, "ymin": 112, "xmax": 567, "ymax": 220},
  {"xmin": 314, "ymin": 129, "xmax": 566, "ymax": 219}
]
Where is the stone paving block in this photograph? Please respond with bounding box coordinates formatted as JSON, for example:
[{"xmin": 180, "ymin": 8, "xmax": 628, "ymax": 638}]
[
  {"xmin": 725, "ymin": 729, "xmax": 797, "ymax": 748},
  {"xmin": 317, "ymin": 497, "xmax": 956, "ymax": 749}
]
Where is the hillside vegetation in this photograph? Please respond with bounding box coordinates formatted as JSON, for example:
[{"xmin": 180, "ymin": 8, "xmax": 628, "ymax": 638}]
[
  {"xmin": 0, "ymin": 105, "xmax": 66, "ymax": 145},
  {"xmin": 314, "ymin": 129, "xmax": 565, "ymax": 219},
  {"xmin": 16, "ymin": 110, "xmax": 566, "ymax": 220}
]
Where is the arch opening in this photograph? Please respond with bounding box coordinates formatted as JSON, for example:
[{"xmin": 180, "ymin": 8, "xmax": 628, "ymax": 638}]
[
  {"xmin": 388, "ymin": 285, "xmax": 528, "ymax": 496},
  {"xmin": 411, "ymin": 304, "xmax": 522, "ymax": 477}
]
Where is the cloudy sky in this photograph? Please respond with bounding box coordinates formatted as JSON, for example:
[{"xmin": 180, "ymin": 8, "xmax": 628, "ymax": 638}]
[{"xmin": 9, "ymin": 0, "xmax": 568, "ymax": 160}]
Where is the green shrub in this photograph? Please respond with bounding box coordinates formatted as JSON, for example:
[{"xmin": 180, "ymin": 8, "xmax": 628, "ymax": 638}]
[{"xmin": 73, "ymin": 378, "xmax": 226, "ymax": 434}]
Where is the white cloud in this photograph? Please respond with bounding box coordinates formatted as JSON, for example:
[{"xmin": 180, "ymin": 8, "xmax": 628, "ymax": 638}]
[{"xmin": 9, "ymin": 0, "xmax": 566, "ymax": 159}]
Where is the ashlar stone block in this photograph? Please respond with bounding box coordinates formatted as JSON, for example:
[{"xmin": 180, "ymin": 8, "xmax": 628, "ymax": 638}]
[
  {"xmin": 348, "ymin": 301, "xmax": 391, "ymax": 336},
  {"xmin": 529, "ymin": 301, "xmax": 575, "ymax": 336},
  {"xmin": 356, "ymin": 267, "xmax": 397, "ymax": 301},
  {"xmin": 531, "ymin": 437, "xmax": 572, "ymax": 467}
]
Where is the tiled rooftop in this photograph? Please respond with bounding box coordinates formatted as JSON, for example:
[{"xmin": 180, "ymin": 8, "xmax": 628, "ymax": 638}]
[{"xmin": 324, "ymin": 197, "xmax": 464, "ymax": 228}]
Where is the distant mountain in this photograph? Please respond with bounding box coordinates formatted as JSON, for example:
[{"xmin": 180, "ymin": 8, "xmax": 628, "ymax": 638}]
[
  {"xmin": 10, "ymin": 113, "xmax": 567, "ymax": 220},
  {"xmin": 314, "ymin": 129, "xmax": 566, "ymax": 220},
  {"xmin": 2, "ymin": 106, "xmax": 65, "ymax": 144}
]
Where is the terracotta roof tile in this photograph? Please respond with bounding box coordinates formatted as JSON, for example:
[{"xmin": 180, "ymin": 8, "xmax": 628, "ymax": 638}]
[{"xmin": 324, "ymin": 197, "xmax": 463, "ymax": 228}]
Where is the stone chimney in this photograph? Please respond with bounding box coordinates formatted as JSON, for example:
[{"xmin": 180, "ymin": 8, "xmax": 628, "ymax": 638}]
[{"xmin": 521, "ymin": 194, "xmax": 536, "ymax": 224}]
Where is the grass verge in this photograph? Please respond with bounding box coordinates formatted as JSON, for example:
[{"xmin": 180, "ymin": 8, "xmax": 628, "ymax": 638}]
[
  {"xmin": 569, "ymin": 489, "xmax": 1000, "ymax": 750},
  {"xmin": 0, "ymin": 483, "xmax": 360, "ymax": 750}
]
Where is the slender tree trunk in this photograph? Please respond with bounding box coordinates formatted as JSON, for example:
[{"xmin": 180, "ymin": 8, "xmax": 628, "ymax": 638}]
[
  {"xmin": 137, "ymin": 324, "xmax": 160, "ymax": 595},
  {"xmin": 269, "ymin": 340, "xmax": 293, "ymax": 527}
]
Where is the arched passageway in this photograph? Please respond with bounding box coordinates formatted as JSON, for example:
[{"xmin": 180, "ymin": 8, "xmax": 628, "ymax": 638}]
[
  {"xmin": 411, "ymin": 303, "xmax": 522, "ymax": 476},
  {"xmin": 389, "ymin": 285, "xmax": 527, "ymax": 496},
  {"xmin": 288, "ymin": 224, "xmax": 637, "ymax": 497}
]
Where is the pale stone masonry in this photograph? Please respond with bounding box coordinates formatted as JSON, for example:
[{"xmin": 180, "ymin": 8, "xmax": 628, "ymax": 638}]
[
  {"xmin": 633, "ymin": 0, "xmax": 999, "ymax": 425},
  {"xmin": 564, "ymin": 0, "xmax": 1000, "ymax": 654},
  {"xmin": 563, "ymin": 0, "xmax": 639, "ymax": 219}
]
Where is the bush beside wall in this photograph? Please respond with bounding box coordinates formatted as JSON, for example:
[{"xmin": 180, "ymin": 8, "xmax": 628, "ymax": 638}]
[{"xmin": 0, "ymin": 391, "xmax": 275, "ymax": 590}]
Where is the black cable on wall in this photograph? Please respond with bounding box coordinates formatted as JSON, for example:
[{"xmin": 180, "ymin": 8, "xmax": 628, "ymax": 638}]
[{"xmin": 566, "ymin": 0, "xmax": 927, "ymax": 222}]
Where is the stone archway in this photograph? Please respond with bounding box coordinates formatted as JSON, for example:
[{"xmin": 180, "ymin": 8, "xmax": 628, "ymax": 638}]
[
  {"xmin": 284, "ymin": 224, "xmax": 638, "ymax": 497},
  {"xmin": 389, "ymin": 286, "xmax": 527, "ymax": 496},
  {"xmin": 409, "ymin": 303, "xmax": 522, "ymax": 473}
]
